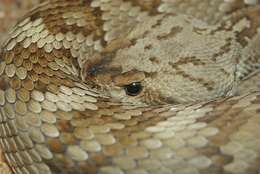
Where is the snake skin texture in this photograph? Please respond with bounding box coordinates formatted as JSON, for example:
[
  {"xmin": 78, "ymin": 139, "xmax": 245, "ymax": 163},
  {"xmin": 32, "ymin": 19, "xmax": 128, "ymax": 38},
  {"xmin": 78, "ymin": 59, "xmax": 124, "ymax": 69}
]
[{"xmin": 1, "ymin": 0, "xmax": 260, "ymax": 174}]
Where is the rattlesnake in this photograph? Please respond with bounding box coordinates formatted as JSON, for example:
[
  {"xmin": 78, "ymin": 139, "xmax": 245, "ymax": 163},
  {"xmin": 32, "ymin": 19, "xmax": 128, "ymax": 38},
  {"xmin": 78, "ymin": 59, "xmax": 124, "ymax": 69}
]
[{"xmin": 0, "ymin": 0, "xmax": 260, "ymax": 174}]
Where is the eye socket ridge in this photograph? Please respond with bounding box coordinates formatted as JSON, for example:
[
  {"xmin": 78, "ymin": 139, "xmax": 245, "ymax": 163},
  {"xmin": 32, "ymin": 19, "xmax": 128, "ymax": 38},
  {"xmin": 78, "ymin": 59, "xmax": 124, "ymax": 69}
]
[{"xmin": 124, "ymin": 82, "xmax": 143, "ymax": 96}]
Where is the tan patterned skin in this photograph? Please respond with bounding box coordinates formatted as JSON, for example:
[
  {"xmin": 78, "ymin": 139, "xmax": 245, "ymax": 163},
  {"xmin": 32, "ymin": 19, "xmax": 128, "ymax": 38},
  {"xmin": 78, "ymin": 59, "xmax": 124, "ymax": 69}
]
[{"xmin": 0, "ymin": 0, "xmax": 260, "ymax": 174}]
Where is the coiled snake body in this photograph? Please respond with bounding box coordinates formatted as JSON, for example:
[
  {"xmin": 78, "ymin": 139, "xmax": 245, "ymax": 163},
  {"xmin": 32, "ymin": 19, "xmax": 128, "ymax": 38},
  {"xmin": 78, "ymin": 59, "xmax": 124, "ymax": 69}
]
[{"xmin": 1, "ymin": 0, "xmax": 260, "ymax": 174}]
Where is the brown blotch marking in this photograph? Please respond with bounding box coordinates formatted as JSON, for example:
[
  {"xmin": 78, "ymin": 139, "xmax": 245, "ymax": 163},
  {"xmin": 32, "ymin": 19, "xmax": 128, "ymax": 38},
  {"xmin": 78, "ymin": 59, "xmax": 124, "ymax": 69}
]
[
  {"xmin": 78, "ymin": 162, "xmax": 97, "ymax": 174},
  {"xmin": 21, "ymin": 78, "xmax": 34, "ymax": 91},
  {"xmin": 28, "ymin": 43, "xmax": 38, "ymax": 53},
  {"xmin": 46, "ymin": 155, "xmax": 76, "ymax": 174},
  {"xmin": 192, "ymin": 27, "xmax": 208, "ymax": 35},
  {"xmin": 110, "ymin": 105, "xmax": 172, "ymax": 136},
  {"xmin": 0, "ymin": 76, "xmax": 9, "ymax": 90},
  {"xmin": 198, "ymin": 97, "xmax": 251, "ymax": 146},
  {"xmin": 125, "ymin": 31, "xmax": 149, "ymax": 49},
  {"xmin": 144, "ymin": 71, "xmax": 158, "ymax": 79},
  {"xmin": 47, "ymin": 138, "xmax": 65, "ymax": 153},
  {"xmin": 39, "ymin": 57, "xmax": 49, "ymax": 67},
  {"xmin": 144, "ymin": 44, "xmax": 152, "ymax": 50},
  {"xmin": 29, "ymin": 73, "xmax": 38, "ymax": 84},
  {"xmin": 197, "ymin": 145, "xmax": 234, "ymax": 171},
  {"xmin": 168, "ymin": 58, "xmax": 214, "ymax": 91},
  {"xmin": 206, "ymin": 154, "xmax": 234, "ymax": 174},
  {"xmin": 198, "ymin": 145, "xmax": 220, "ymax": 157},
  {"xmin": 102, "ymin": 37, "xmax": 132, "ymax": 53},
  {"xmin": 33, "ymin": 63, "xmax": 44, "ymax": 74},
  {"xmin": 60, "ymin": 132, "xmax": 77, "ymax": 145},
  {"xmin": 151, "ymin": 16, "xmax": 164, "ymax": 28},
  {"xmin": 8, "ymin": 43, "xmax": 78, "ymax": 95},
  {"xmin": 28, "ymin": 0, "xmax": 104, "ymax": 42},
  {"xmin": 123, "ymin": 0, "xmax": 162, "ymax": 15},
  {"xmin": 35, "ymin": 80, "xmax": 47, "ymax": 91},
  {"xmin": 209, "ymin": 20, "xmax": 232, "ymax": 35},
  {"xmin": 251, "ymin": 95, "xmax": 260, "ymax": 105},
  {"xmin": 149, "ymin": 57, "xmax": 160, "ymax": 64},
  {"xmin": 2, "ymin": 41, "xmax": 78, "ymax": 95},
  {"xmin": 21, "ymin": 49, "xmax": 31, "ymax": 60},
  {"xmin": 245, "ymin": 156, "xmax": 260, "ymax": 174},
  {"xmin": 212, "ymin": 38, "xmax": 232, "ymax": 62},
  {"xmin": 103, "ymin": 143, "xmax": 124, "ymax": 156},
  {"xmin": 169, "ymin": 56, "xmax": 206, "ymax": 68},
  {"xmin": 14, "ymin": 55, "xmax": 24, "ymax": 67},
  {"xmin": 13, "ymin": 44, "xmax": 23, "ymax": 55},
  {"xmin": 157, "ymin": 26, "xmax": 183, "ymax": 40},
  {"xmin": 90, "ymin": 154, "xmax": 110, "ymax": 166},
  {"xmin": 230, "ymin": 6, "xmax": 260, "ymax": 47},
  {"xmin": 39, "ymin": 74, "xmax": 51, "ymax": 84},
  {"xmin": 56, "ymin": 116, "xmax": 74, "ymax": 132},
  {"xmin": 211, "ymin": 153, "xmax": 234, "ymax": 168},
  {"xmin": 4, "ymin": 51, "xmax": 15, "ymax": 64},
  {"xmin": 82, "ymin": 53, "xmax": 123, "ymax": 86},
  {"xmin": 176, "ymin": 69, "xmax": 215, "ymax": 91},
  {"xmin": 220, "ymin": 68, "xmax": 230, "ymax": 77},
  {"xmin": 84, "ymin": 54, "xmax": 114, "ymax": 78},
  {"xmin": 207, "ymin": 114, "xmax": 249, "ymax": 165},
  {"xmin": 9, "ymin": 77, "xmax": 22, "ymax": 90},
  {"xmin": 23, "ymin": 60, "xmax": 33, "ymax": 71},
  {"xmin": 47, "ymin": 84, "xmax": 59, "ymax": 94},
  {"xmin": 73, "ymin": 104, "xmax": 173, "ymax": 149},
  {"xmin": 40, "ymin": 46, "xmax": 77, "ymax": 90}
]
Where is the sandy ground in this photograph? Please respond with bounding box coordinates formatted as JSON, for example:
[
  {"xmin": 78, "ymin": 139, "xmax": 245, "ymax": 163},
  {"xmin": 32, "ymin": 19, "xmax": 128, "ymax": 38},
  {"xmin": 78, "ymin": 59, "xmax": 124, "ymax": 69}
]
[{"xmin": 0, "ymin": 1, "xmax": 40, "ymax": 173}]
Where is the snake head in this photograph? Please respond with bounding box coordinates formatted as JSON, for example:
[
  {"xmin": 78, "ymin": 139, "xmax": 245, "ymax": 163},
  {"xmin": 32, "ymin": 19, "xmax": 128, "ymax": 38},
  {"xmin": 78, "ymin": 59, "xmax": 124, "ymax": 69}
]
[{"xmin": 81, "ymin": 14, "xmax": 241, "ymax": 105}]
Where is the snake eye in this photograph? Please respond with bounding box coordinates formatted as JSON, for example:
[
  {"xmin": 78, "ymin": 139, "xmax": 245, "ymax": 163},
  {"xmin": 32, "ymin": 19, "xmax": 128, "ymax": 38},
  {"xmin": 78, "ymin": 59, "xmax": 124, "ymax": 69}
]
[{"xmin": 124, "ymin": 82, "xmax": 143, "ymax": 96}]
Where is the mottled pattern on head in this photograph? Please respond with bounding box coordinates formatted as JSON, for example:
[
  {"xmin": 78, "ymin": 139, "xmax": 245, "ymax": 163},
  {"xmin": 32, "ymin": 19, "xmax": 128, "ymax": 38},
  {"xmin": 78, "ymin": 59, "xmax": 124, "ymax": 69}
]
[{"xmin": 82, "ymin": 14, "xmax": 241, "ymax": 104}]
